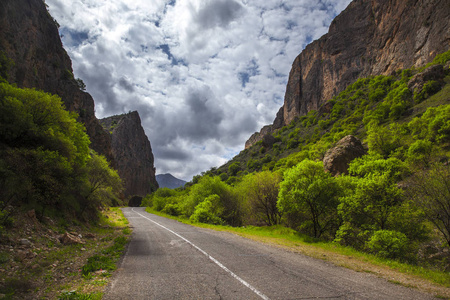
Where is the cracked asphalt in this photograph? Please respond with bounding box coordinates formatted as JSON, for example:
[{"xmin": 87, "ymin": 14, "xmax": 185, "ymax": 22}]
[{"xmin": 102, "ymin": 207, "xmax": 436, "ymax": 300}]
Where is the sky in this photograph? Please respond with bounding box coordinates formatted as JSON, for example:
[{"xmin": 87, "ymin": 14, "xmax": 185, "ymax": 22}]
[{"xmin": 46, "ymin": 0, "xmax": 352, "ymax": 181}]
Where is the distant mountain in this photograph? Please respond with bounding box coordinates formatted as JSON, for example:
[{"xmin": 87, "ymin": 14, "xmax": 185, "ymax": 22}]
[{"xmin": 156, "ymin": 174, "xmax": 186, "ymax": 189}]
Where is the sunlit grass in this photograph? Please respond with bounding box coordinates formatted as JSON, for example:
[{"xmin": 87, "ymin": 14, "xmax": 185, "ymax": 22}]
[{"xmin": 99, "ymin": 207, "xmax": 129, "ymax": 228}]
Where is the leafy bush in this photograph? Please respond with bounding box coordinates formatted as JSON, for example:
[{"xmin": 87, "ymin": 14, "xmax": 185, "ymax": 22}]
[
  {"xmin": 189, "ymin": 195, "xmax": 223, "ymax": 225},
  {"xmin": 336, "ymin": 173, "xmax": 404, "ymax": 248},
  {"xmin": 161, "ymin": 203, "xmax": 181, "ymax": 216},
  {"xmin": 366, "ymin": 230, "xmax": 409, "ymax": 260},
  {"xmin": 406, "ymin": 140, "xmax": 433, "ymax": 167},
  {"xmin": 414, "ymin": 80, "xmax": 441, "ymax": 103},
  {"xmin": 228, "ymin": 162, "xmax": 240, "ymax": 176}
]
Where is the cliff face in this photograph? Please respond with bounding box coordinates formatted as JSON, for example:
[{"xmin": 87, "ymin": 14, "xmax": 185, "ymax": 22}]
[
  {"xmin": 246, "ymin": 0, "xmax": 450, "ymax": 148},
  {"xmin": 100, "ymin": 112, "xmax": 159, "ymax": 197},
  {"xmin": 0, "ymin": 0, "xmax": 112, "ymax": 161}
]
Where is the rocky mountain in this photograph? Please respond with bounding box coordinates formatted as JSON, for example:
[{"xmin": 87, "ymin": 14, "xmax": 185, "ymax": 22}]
[
  {"xmin": 100, "ymin": 112, "xmax": 158, "ymax": 197},
  {"xmin": 0, "ymin": 0, "xmax": 159, "ymax": 197},
  {"xmin": 0, "ymin": 0, "xmax": 113, "ymax": 161},
  {"xmin": 156, "ymin": 174, "xmax": 187, "ymax": 189},
  {"xmin": 246, "ymin": 0, "xmax": 450, "ymax": 148}
]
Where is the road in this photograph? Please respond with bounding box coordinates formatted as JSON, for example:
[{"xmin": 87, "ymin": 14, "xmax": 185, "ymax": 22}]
[{"xmin": 103, "ymin": 207, "xmax": 435, "ymax": 299}]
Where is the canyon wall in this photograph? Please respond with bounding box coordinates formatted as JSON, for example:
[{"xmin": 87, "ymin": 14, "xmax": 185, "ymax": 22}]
[{"xmin": 246, "ymin": 0, "xmax": 449, "ymax": 148}]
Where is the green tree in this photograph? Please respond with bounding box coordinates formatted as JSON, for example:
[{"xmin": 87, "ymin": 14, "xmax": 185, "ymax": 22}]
[
  {"xmin": 336, "ymin": 173, "xmax": 403, "ymax": 248},
  {"xmin": 366, "ymin": 230, "xmax": 410, "ymax": 260},
  {"xmin": 239, "ymin": 171, "xmax": 282, "ymax": 226},
  {"xmin": 407, "ymin": 163, "xmax": 450, "ymax": 247},
  {"xmin": 0, "ymin": 81, "xmax": 121, "ymax": 221},
  {"xmin": 365, "ymin": 124, "xmax": 402, "ymax": 158},
  {"xmin": 228, "ymin": 162, "xmax": 240, "ymax": 176},
  {"xmin": 81, "ymin": 151, "xmax": 123, "ymax": 214},
  {"xmin": 278, "ymin": 160, "xmax": 340, "ymax": 238}
]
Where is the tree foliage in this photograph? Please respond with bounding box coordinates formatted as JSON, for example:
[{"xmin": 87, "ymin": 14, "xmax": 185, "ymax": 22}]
[
  {"xmin": 0, "ymin": 82, "xmax": 123, "ymax": 222},
  {"xmin": 278, "ymin": 160, "xmax": 340, "ymax": 238},
  {"xmin": 407, "ymin": 163, "xmax": 450, "ymax": 247},
  {"xmin": 238, "ymin": 171, "xmax": 282, "ymax": 226}
]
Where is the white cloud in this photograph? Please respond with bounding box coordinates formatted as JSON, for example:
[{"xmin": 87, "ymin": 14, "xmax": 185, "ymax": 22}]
[{"xmin": 46, "ymin": 0, "xmax": 352, "ymax": 181}]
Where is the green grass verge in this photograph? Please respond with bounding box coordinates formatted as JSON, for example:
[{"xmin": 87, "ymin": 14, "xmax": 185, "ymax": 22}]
[
  {"xmin": 56, "ymin": 207, "xmax": 131, "ymax": 299},
  {"xmin": 145, "ymin": 207, "xmax": 450, "ymax": 288}
]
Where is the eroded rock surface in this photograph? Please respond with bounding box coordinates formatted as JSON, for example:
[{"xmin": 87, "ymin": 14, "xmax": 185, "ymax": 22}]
[
  {"xmin": 246, "ymin": 0, "xmax": 450, "ymax": 148},
  {"xmin": 100, "ymin": 112, "xmax": 158, "ymax": 197}
]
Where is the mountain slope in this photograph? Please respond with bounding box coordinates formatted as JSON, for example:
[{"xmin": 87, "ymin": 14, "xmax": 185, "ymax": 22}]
[
  {"xmin": 156, "ymin": 174, "xmax": 187, "ymax": 189},
  {"xmin": 246, "ymin": 0, "xmax": 450, "ymax": 148}
]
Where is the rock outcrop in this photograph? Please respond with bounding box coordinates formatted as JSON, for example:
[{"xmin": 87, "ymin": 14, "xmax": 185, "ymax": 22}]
[
  {"xmin": 0, "ymin": 0, "xmax": 160, "ymax": 198},
  {"xmin": 246, "ymin": 0, "xmax": 450, "ymax": 148},
  {"xmin": 100, "ymin": 112, "xmax": 158, "ymax": 197},
  {"xmin": 0, "ymin": 0, "xmax": 112, "ymax": 161},
  {"xmin": 323, "ymin": 135, "xmax": 366, "ymax": 176},
  {"xmin": 407, "ymin": 64, "xmax": 446, "ymax": 94}
]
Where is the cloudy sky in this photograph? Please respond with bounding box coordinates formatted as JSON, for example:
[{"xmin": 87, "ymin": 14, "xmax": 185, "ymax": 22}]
[{"xmin": 46, "ymin": 0, "xmax": 352, "ymax": 181}]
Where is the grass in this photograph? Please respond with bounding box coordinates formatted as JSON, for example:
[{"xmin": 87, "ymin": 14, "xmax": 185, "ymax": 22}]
[
  {"xmin": 57, "ymin": 208, "xmax": 131, "ymax": 299},
  {"xmin": 145, "ymin": 207, "xmax": 450, "ymax": 296},
  {"xmin": 0, "ymin": 207, "xmax": 132, "ymax": 300}
]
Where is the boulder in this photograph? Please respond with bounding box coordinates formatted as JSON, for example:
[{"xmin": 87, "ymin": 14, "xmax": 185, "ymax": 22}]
[
  {"xmin": 323, "ymin": 135, "xmax": 366, "ymax": 176},
  {"xmin": 262, "ymin": 134, "xmax": 276, "ymax": 149},
  {"xmin": 19, "ymin": 239, "xmax": 32, "ymax": 246},
  {"xmin": 59, "ymin": 232, "xmax": 85, "ymax": 245}
]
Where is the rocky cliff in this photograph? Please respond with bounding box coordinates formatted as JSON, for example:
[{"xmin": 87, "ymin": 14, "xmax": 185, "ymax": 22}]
[
  {"xmin": 246, "ymin": 0, "xmax": 450, "ymax": 148},
  {"xmin": 0, "ymin": 0, "xmax": 112, "ymax": 161},
  {"xmin": 100, "ymin": 112, "xmax": 158, "ymax": 197}
]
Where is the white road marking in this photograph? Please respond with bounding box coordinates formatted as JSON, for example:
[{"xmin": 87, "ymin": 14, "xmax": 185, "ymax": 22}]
[{"xmin": 131, "ymin": 208, "xmax": 270, "ymax": 300}]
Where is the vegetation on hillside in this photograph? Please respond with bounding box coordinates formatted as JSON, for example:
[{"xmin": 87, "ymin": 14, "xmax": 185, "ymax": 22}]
[
  {"xmin": 0, "ymin": 75, "xmax": 124, "ymax": 229},
  {"xmin": 143, "ymin": 50, "xmax": 450, "ymax": 270}
]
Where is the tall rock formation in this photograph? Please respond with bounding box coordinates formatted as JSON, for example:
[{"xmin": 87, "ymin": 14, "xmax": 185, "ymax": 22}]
[
  {"xmin": 100, "ymin": 112, "xmax": 158, "ymax": 197},
  {"xmin": 246, "ymin": 0, "xmax": 450, "ymax": 148},
  {"xmin": 0, "ymin": 0, "xmax": 159, "ymax": 197},
  {"xmin": 0, "ymin": 0, "xmax": 112, "ymax": 161}
]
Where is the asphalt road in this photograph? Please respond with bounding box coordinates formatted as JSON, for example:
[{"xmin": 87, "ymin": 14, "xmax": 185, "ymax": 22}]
[{"xmin": 103, "ymin": 207, "xmax": 435, "ymax": 299}]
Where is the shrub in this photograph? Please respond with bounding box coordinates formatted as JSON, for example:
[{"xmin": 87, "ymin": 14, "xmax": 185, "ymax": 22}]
[
  {"xmin": 161, "ymin": 203, "xmax": 181, "ymax": 216},
  {"xmin": 189, "ymin": 195, "xmax": 223, "ymax": 225},
  {"xmin": 406, "ymin": 140, "xmax": 433, "ymax": 167},
  {"xmin": 414, "ymin": 80, "xmax": 441, "ymax": 103},
  {"xmin": 228, "ymin": 162, "xmax": 240, "ymax": 176},
  {"xmin": 366, "ymin": 230, "xmax": 409, "ymax": 260}
]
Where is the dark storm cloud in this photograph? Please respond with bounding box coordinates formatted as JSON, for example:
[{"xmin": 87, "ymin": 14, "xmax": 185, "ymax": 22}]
[
  {"xmin": 118, "ymin": 77, "xmax": 135, "ymax": 93},
  {"xmin": 194, "ymin": 0, "xmax": 244, "ymax": 29},
  {"xmin": 182, "ymin": 86, "xmax": 223, "ymax": 141},
  {"xmin": 76, "ymin": 62, "xmax": 124, "ymax": 116},
  {"xmin": 154, "ymin": 147, "xmax": 192, "ymax": 160}
]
